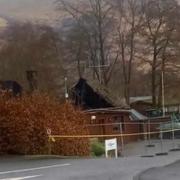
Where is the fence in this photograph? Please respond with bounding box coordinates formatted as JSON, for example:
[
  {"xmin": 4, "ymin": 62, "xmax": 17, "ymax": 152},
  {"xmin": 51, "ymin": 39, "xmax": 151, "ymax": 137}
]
[{"xmin": 48, "ymin": 121, "xmax": 180, "ymax": 157}]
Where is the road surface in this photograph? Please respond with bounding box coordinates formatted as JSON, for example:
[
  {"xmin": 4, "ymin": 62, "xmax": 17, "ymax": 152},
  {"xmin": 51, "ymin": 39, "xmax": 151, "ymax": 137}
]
[
  {"xmin": 135, "ymin": 160, "xmax": 180, "ymax": 180},
  {"xmin": 0, "ymin": 152, "xmax": 180, "ymax": 180}
]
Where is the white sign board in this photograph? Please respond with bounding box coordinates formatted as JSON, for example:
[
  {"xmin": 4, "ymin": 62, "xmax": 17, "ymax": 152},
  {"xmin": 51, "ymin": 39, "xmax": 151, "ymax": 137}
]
[
  {"xmin": 105, "ymin": 138, "xmax": 117, "ymax": 151},
  {"xmin": 105, "ymin": 138, "xmax": 118, "ymax": 158},
  {"xmin": 46, "ymin": 128, "xmax": 51, "ymax": 135}
]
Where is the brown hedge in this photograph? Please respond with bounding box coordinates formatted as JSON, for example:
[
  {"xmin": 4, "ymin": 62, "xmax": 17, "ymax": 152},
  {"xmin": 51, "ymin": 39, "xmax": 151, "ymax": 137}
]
[{"xmin": 0, "ymin": 92, "xmax": 90, "ymax": 156}]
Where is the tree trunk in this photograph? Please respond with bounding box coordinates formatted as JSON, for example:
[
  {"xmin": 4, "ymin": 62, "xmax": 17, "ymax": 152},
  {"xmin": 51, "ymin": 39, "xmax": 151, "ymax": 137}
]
[{"xmin": 125, "ymin": 83, "xmax": 130, "ymax": 105}]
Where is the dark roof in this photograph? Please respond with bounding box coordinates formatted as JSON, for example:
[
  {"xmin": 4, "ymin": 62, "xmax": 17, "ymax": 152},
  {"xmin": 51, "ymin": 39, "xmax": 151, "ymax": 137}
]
[
  {"xmin": 0, "ymin": 80, "xmax": 22, "ymax": 96},
  {"xmin": 87, "ymin": 81, "xmax": 126, "ymax": 107},
  {"xmin": 130, "ymin": 96, "xmax": 152, "ymax": 104},
  {"xmin": 71, "ymin": 78, "xmax": 127, "ymax": 109}
]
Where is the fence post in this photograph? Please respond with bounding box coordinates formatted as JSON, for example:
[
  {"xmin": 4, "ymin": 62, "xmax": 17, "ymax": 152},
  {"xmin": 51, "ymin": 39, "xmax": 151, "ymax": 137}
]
[
  {"xmin": 172, "ymin": 119, "xmax": 175, "ymax": 149},
  {"xmin": 146, "ymin": 120, "xmax": 155, "ymax": 147},
  {"xmin": 119, "ymin": 122, "xmax": 124, "ymax": 156},
  {"xmin": 48, "ymin": 137, "xmax": 52, "ymax": 155},
  {"xmin": 156, "ymin": 123, "xmax": 168, "ymax": 156},
  {"xmin": 169, "ymin": 117, "xmax": 180, "ymax": 151},
  {"xmin": 143, "ymin": 122, "xmax": 147, "ymax": 141},
  {"xmin": 160, "ymin": 128, "xmax": 163, "ymax": 153}
]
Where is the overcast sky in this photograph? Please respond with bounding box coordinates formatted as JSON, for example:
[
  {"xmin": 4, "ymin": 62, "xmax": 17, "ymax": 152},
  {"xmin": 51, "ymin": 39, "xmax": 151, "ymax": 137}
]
[
  {"xmin": 0, "ymin": 0, "xmax": 57, "ymax": 22},
  {"xmin": 0, "ymin": 0, "xmax": 179, "ymax": 24}
]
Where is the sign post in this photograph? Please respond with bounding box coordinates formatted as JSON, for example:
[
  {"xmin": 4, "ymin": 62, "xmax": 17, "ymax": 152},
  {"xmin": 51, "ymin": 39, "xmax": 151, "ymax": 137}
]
[{"xmin": 105, "ymin": 138, "xmax": 118, "ymax": 159}]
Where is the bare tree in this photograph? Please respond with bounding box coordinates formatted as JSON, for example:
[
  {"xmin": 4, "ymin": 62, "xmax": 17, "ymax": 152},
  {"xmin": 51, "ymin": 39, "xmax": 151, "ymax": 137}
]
[
  {"xmin": 139, "ymin": 0, "xmax": 180, "ymax": 107},
  {"xmin": 62, "ymin": 24, "xmax": 88, "ymax": 78},
  {"xmin": 115, "ymin": 0, "xmax": 144, "ymax": 104},
  {"xmin": 0, "ymin": 22, "xmax": 65, "ymax": 96},
  {"xmin": 58, "ymin": 0, "xmax": 119, "ymax": 86}
]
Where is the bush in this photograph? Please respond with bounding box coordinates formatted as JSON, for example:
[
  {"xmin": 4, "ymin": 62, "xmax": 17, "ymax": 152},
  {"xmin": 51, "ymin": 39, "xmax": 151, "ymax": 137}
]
[
  {"xmin": 0, "ymin": 92, "xmax": 90, "ymax": 156},
  {"xmin": 91, "ymin": 140, "xmax": 105, "ymax": 157}
]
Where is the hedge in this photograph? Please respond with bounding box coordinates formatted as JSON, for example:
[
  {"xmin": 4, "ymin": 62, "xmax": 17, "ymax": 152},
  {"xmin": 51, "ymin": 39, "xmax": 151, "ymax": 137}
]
[{"xmin": 0, "ymin": 92, "xmax": 90, "ymax": 156}]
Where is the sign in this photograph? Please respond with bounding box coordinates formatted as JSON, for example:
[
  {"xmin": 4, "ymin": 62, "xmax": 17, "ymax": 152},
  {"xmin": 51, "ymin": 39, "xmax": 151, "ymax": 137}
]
[
  {"xmin": 46, "ymin": 128, "xmax": 51, "ymax": 136},
  {"xmin": 47, "ymin": 128, "xmax": 56, "ymax": 143},
  {"xmin": 105, "ymin": 138, "xmax": 117, "ymax": 151},
  {"xmin": 105, "ymin": 138, "xmax": 118, "ymax": 158}
]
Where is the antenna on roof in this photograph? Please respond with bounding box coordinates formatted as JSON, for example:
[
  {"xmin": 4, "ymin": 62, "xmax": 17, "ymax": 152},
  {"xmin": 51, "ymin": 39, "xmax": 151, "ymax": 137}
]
[{"xmin": 87, "ymin": 51, "xmax": 110, "ymax": 84}]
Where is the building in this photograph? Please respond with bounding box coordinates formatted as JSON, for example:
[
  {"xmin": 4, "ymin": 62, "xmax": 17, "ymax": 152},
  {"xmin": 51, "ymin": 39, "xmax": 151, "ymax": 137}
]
[
  {"xmin": 130, "ymin": 96, "xmax": 153, "ymax": 115},
  {"xmin": 71, "ymin": 79, "xmax": 148, "ymax": 143},
  {"xmin": 85, "ymin": 108, "xmax": 147, "ymax": 144},
  {"xmin": 71, "ymin": 78, "xmax": 126, "ymax": 109},
  {"xmin": 130, "ymin": 96, "xmax": 180, "ymax": 116},
  {"xmin": 71, "ymin": 79, "xmax": 171, "ymax": 147}
]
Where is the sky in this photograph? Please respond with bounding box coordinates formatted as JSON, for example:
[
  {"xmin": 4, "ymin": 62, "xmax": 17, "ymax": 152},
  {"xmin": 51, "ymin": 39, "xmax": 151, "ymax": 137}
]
[
  {"xmin": 0, "ymin": 0, "xmax": 58, "ymax": 25},
  {"xmin": 0, "ymin": 0, "xmax": 180, "ymax": 27}
]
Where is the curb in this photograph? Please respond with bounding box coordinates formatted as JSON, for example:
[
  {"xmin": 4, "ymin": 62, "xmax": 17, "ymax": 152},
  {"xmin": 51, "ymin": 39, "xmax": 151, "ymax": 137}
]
[
  {"xmin": 24, "ymin": 155, "xmax": 80, "ymax": 160},
  {"xmin": 133, "ymin": 167, "xmax": 156, "ymax": 180}
]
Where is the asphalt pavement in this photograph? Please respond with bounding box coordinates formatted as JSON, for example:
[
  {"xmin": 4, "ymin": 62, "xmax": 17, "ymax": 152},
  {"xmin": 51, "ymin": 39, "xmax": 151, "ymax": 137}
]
[
  {"xmin": 0, "ymin": 152, "xmax": 180, "ymax": 180},
  {"xmin": 135, "ymin": 160, "xmax": 180, "ymax": 180}
]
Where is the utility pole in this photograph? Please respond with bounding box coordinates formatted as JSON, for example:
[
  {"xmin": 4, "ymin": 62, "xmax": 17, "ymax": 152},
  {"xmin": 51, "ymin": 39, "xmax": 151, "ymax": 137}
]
[
  {"xmin": 64, "ymin": 77, "xmax": 69, "ymax": 100},
  {"xmin": 161, "ymin": 71, "xmax": 165, "ymax": 117}
]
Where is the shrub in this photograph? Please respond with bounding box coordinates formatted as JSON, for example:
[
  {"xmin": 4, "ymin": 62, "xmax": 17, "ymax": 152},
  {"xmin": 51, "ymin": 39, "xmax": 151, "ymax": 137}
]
[
  {"xmin": 0, "ymin": 92, "xmax": 90, "ymax": 156},
  {"xmin": 91, "ymin": 140, "xmax": 105, "ymax": 157}
]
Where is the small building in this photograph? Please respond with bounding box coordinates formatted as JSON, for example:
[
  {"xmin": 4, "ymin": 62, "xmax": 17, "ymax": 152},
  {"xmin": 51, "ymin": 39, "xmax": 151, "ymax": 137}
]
[
  {"xmin": 85, "ymin": 108, "xmax": 147, "ymax": 144},
  {"xmin": 71, "ymin": 80, "xmax": 171, "ymax": 147},
  {"xmin": 130, "ymin": 96, "xmax": 153, "ymax": 115},
  {"xmin": 130, "ymin": 96, "xmax": 180, "ymax": 116},
  {"xmin": 71, "ymin": 78, "xmax": 126, "ymax": 109},
  {"xmin": 71, "ymin": 79, "xmax": 147, "ymax": 144}
]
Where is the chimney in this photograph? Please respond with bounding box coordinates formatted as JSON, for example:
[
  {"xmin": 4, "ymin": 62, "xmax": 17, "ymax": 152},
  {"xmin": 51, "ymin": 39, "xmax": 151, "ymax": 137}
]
[{"xmin": 26, "ymin": 70, "xmax": 38, "ymax": 93}]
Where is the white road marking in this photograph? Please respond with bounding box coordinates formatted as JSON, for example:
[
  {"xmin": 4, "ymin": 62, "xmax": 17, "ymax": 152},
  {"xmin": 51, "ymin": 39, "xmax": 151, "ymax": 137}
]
[
  {"xmin": 0, "ymin": 164, "xmax": 70, "ymax": 175},
  {"xmin": 0, "ymin": 174, "xmax": 42, "ymax": 180}
]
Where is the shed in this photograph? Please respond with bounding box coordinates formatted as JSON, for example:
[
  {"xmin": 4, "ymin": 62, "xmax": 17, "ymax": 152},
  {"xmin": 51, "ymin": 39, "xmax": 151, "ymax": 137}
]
[
  {"xmin": 130, "ymin": 96, "xmax": 153, "ymax": 115},
  {"xmin": 85, "ymin": 107, "xmax": 147, "ymax": 144},
  {"xmin": 71, "ymin": 78, "xmax": 126, "ymax": 109}
]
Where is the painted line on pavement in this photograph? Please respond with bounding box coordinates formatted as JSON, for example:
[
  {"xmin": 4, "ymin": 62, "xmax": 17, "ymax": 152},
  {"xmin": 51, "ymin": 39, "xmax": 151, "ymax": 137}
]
[
  {"xmin": 0, "ymin": 164, "xmax": 71, "ymax": 175},
  {"xmin": 0, "ymin": 174, "xmax": 42, "ymax": 180}
]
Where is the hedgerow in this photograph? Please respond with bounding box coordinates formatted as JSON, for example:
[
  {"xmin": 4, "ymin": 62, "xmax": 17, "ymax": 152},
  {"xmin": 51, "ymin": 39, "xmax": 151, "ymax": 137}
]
[{"xmin": 0, "ymin": 92, "xmax": 90, "ymax": 156}]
